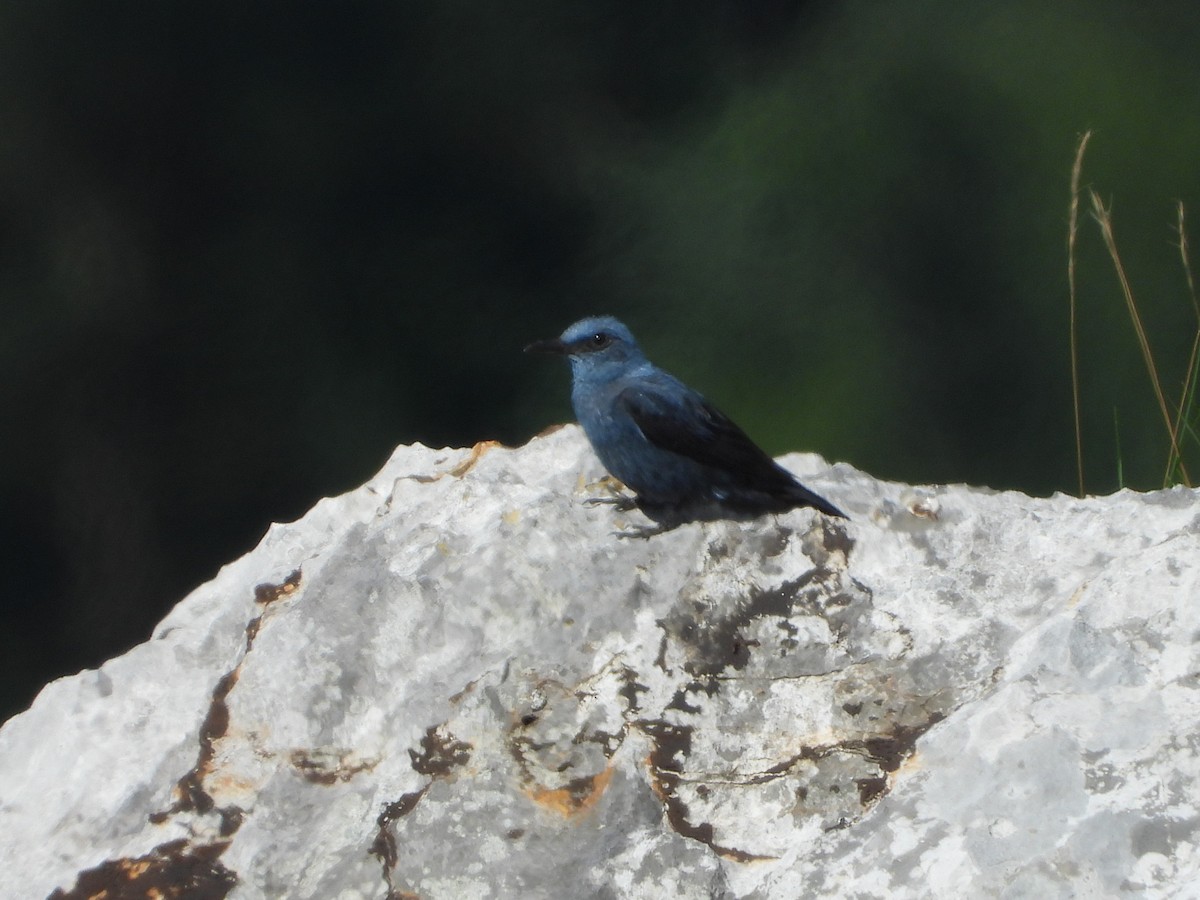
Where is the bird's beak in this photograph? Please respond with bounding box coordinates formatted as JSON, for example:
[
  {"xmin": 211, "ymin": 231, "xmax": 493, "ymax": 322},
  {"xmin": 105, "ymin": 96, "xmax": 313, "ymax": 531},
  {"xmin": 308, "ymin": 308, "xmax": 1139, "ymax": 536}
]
[{"xmin": 524, "ymin": 337, "xmax": 566, "ymax": 355}]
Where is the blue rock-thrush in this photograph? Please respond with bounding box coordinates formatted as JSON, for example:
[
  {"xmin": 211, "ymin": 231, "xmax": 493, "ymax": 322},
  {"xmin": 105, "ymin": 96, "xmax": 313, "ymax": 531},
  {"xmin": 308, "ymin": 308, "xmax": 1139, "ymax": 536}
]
[{"xmin": 526, "ymin": 316, "xmax": 845, "ymax": 528}]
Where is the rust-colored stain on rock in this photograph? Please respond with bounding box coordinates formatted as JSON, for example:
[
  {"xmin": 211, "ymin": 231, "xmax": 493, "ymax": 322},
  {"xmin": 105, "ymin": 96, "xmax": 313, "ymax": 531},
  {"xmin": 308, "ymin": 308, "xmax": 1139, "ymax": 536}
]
[
  {"xmin": 527, "ymin": 766, "xmax": 614, "ymax": 817},
  {"xmin": 447, "ymin": 440, "xmax": 504, "ymax": 477},
  {"xmin": 253, "ymin": 568, "xmax": 302, "ymax": 605}
]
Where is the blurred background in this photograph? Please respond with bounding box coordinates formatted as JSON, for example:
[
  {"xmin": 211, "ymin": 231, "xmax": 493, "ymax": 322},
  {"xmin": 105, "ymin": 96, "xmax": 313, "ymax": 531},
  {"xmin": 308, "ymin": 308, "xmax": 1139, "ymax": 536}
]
[{"xmin": 4, "ymin": 0, "xmax": 1200, "ymax": 722}]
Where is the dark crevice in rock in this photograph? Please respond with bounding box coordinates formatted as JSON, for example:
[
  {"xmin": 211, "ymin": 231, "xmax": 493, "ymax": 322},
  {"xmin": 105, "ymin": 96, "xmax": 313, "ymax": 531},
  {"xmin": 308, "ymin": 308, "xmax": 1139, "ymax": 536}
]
[
  {"xmin": 48, "ymin": 838, "xmax": 237, "ymax": 900},
  {"xmin": 151, "ymin": 571, "xmax": 301, "ymax": 828},
  {"xmin": 641, "ymin": 719, "xmax": 775, "ymax": 864},
  {"xmin": 842, "ymin": 713, "xmax": 946, "ymax": 775},
  {"xmin": 371, "ymin": 789, "xmax": 428, "ymax": 869},
  {"xmin": 127, "ymin": 570, "xmax": 301, "ymax": 894},
  {"xmin": 665, "ymin": 679, "xmax": 718, "ymax": 715},
  {"xmin": 666, "ymin": 687, "xmax": 703, "ymax": 715},
  {"xmin": 617, "ymin": 665, "xmax": 648, "ymax": 712},
  {"xmin": 654, "ymin": 628, "xmax": 670, "ymax": 671},
  {"xmin": 576, "ymin": 728, "xmax": 625, "ymax": 757},
  {"xmin": 786, "ymin": 711, "xmax": 947, "ymax": 814},
  {"xmin": 664, "ymin": 522, "xmax": 857, "ymax": 679},
  {"xmin": 640, "ymin": 520, "xmax": 946, "ymax": 854},
  {"xmin": 371, "ymin": 722, "xmax": 472, "ymax": 897},
  {"xmin": 664, "ymin": 571, "xmax": 823, "ymax": 677},
  {"xmin": 370, "ymin": 789, "xmax": 429, "ymax": 900},
  {"xmin": 289, "ymin": 750, "xmax": 379, "ymax": 785},
  {"xmin": 147, "ymin": 669, "xmax": 236, "ymax": 824},
  {"xmin": 640, "ymin": 704, "xmax": 945, "ymax": 857},
  {"xmin": 253, "ymin": 568, "xmax": 302, "ymax": 605},
  {"xmin": 409, "ymin": 725, "xmax": 472, "ymax": 777},
  {"xmin": 777, "ymin": 618, "xmax": 800, "ymax": 654},
  {"xmin": 855, "ymin": 775, "xmax": 889, "ymax": 805},
  {"xmin": 815, "ymin": 518, "xmax": 853, "ymax": 557}
]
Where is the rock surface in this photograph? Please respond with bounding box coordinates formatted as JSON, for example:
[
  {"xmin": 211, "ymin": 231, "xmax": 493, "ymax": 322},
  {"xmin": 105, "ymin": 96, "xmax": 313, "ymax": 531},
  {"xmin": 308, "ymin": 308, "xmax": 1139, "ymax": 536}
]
[{"xmin": 2, "ymin": 426, "xmax": 1199, "ymax": 899}]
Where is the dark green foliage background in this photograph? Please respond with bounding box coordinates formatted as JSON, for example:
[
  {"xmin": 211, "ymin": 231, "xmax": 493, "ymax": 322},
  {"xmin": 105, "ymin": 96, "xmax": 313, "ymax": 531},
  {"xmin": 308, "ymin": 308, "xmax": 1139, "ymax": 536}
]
[{"xmin": 3, "ymin": 0, "xmax": 1199, "ymax": 720}]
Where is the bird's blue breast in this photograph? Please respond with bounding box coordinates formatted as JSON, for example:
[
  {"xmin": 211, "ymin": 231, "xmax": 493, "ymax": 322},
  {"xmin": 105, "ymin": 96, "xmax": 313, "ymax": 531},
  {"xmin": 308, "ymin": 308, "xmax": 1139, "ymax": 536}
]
[{"xmin": 571, "ymin": 373, "xmax": 715, "ymax": 503}]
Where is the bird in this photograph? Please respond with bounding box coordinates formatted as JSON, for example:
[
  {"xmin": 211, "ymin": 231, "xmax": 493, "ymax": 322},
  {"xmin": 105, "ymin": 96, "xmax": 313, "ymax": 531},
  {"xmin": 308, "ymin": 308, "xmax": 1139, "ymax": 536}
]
[{"xmin": 525, "ymin": 315, "xmax": 845, "ymax": 530}]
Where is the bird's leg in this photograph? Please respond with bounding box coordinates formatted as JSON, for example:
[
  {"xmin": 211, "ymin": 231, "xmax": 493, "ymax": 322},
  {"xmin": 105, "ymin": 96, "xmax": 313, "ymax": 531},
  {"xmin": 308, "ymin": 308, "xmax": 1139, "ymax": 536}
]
[
  {"xmin": 584, "ymin": 495, "xmax": 638, "ymax": 511},
  {"xmin": 582, "ymin": 475, "xmax": 638, "ymax": 511},
  {"xmin": 612, "ymin": 523, "xmax": 668, "ymax": 540}
]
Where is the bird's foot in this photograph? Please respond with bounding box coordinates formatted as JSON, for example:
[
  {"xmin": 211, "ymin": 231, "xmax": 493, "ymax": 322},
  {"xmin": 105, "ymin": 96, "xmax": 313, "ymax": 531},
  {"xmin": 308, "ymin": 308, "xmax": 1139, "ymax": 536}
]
[
  {"xmin": 613, "ymin": 523, "xmax": 667, "ymax": 540},
  {"xmin": 584, "ymin": 495, "xmax": 638, "ymax": 512}
]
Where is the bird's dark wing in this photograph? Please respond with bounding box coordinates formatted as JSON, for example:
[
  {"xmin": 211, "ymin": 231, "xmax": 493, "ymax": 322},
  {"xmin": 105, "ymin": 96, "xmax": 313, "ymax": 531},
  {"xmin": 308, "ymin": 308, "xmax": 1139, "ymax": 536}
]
[
  {"xmin": 617, "ymin": 380, "xmax": 847, "ymax": 518},
  {"xmin": 617, "ymin": 382, "xmax": 785, "ymax": 478}
]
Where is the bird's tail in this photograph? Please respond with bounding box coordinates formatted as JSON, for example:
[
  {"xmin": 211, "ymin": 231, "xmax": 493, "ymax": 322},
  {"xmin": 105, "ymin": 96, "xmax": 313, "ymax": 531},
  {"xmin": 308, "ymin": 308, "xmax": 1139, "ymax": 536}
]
[{"xmin": 788, "ymin": 482, "xmax": 847, "ymax": 519}]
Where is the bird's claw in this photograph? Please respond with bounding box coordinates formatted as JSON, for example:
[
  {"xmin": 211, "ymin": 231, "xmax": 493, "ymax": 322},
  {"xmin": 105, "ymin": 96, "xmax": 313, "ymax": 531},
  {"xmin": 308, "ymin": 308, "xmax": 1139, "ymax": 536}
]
[
  {"xmin": 613, "ymin": 524, "xmax": 666, "ymax": 540},
  {"xmin": 584, "ymin": 495, "xmax": 638, "ymax": 511}
]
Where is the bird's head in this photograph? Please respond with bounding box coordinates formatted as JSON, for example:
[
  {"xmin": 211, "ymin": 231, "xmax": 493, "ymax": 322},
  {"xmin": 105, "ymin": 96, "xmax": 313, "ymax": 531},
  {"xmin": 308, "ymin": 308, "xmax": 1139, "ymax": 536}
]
[{"xmin": 525, "ymin": 316, "xmax": 647, "ymax": 381}]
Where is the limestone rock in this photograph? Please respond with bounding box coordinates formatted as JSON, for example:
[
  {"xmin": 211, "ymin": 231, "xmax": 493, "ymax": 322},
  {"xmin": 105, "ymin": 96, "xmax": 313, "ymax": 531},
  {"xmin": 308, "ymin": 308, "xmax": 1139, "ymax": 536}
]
[{"xmin": 2, "ymin": 426, "xmax": 1198, "ymax": 898}]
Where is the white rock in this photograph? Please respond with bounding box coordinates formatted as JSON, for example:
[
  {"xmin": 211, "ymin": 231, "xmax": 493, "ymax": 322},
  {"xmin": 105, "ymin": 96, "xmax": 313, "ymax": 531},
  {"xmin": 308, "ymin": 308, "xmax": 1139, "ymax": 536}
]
[{"xmin": 2, "ymin": 426, "xmax": 1198, "ymax": 899}]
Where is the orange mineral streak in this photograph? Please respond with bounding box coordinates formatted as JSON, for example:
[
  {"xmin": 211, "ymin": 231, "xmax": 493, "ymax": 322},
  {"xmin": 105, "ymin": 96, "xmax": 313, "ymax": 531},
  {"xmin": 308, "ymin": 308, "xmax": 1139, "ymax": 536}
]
[
  {"xmin": 448, "ymin": 440, "xmax": 504, "ymax": 478},
  {"xmin": 527, "ymin": 766, "xmax": 615, "ymax": 817}
]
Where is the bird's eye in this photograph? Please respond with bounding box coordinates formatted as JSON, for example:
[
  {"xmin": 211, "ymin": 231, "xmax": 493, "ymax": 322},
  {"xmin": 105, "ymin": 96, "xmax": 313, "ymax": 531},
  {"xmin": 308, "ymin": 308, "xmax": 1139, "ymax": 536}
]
[{"xmin": 590, "ymin": 333, "xmax": 610, "ymax": 348}]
